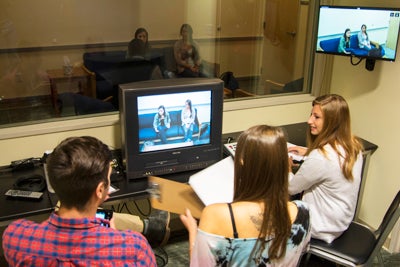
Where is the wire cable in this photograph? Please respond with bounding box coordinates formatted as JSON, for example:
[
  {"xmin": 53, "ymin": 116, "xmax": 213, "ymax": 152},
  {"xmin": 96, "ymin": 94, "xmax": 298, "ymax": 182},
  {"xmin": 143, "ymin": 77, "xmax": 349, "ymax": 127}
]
[{"xmin": 350, "ymin": 55, "xmax": 363, "ymax": 66}]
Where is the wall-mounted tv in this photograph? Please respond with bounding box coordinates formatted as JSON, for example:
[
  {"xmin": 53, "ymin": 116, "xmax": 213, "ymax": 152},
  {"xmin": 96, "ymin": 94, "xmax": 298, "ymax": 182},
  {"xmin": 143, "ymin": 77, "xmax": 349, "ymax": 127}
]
[
  {"xmin": 119, "ymin": 78, "xmax": 224, "ymax": 180},
  {"xmin": 316, "ymin": 5, "xmax": 400, "ymax": 62}
]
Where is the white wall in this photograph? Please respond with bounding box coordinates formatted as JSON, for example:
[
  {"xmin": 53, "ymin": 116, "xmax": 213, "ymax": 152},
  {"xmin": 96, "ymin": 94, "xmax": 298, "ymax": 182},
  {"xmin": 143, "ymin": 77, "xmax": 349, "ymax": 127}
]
[
  {"xmin": 330, "ymin": 56, "xmax": 400, "ymax": 230},
  {"xmin": 0, "ymin": 101, "xmax": 311, "ymax": 165}
]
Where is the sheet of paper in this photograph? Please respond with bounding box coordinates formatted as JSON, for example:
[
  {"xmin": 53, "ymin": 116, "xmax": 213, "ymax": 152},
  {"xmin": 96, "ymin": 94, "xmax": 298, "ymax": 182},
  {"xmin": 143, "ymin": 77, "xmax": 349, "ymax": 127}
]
[
  {"xmin": 108, "ymin": 184, "xmax": 120, "ymax": 194},
  {"xmin": 287, "ymin": 142, "xmax": 307, "ymax": 162},
  {"xmin": 188, "ymin": 156, "xmax": 234, "ymax": 206}
]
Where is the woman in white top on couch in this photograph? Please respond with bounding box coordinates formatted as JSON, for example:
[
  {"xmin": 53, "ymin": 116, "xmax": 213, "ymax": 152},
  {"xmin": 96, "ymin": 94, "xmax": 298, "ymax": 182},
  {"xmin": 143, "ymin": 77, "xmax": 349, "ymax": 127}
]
[{"xmin": 288, "ymin": 94, "xmax": 364, "ymax": 243}]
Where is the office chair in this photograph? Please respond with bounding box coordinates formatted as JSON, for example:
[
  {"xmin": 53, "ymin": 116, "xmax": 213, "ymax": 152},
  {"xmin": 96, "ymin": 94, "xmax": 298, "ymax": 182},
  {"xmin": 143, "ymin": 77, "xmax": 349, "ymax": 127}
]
[{"xmin": 305, "ymin": 190, "xmax": 400, "ymax": 267}]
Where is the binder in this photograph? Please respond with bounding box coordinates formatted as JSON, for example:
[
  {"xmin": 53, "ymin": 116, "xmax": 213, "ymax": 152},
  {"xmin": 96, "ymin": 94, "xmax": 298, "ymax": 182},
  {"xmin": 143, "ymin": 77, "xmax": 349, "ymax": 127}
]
[{"xmin": 149, "ymin": 176, "xmax": 204, "ymax": 219}]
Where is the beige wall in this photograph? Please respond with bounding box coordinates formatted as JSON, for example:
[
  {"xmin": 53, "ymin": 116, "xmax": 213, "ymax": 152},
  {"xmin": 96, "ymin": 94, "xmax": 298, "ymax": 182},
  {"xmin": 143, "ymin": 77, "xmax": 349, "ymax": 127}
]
[
  {"xmin": 330, "ymin": 56, "xmax": 400, "ymax": 230},
  {"xmin": 0, "ymin": 101, "xmax": 311, "ymax": 165}
]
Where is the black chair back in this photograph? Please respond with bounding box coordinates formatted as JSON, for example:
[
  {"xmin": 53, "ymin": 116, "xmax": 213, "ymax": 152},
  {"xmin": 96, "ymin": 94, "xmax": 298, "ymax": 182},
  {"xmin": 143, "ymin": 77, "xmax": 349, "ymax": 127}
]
[{"xmin": 306, "ymin": 190, "xmax": 400, "ymax": 267}]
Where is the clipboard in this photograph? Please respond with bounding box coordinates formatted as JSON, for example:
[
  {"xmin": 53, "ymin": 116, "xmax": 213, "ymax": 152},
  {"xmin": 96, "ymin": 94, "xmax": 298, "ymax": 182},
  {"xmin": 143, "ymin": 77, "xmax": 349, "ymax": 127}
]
[{"xmin": 148, "ymin": 176, "xmax": 204, "ymax": 219}]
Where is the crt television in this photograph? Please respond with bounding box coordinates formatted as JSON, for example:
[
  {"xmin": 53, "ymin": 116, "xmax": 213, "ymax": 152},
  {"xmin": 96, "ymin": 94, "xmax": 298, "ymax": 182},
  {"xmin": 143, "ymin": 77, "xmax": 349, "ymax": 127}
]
[
  {"xmin": 316, "ymin": 5, "xmax": 400, "ymax": 61},
  {"xmin": 119, "ymin": 78, "xmax": 224, "ymax": 180}
]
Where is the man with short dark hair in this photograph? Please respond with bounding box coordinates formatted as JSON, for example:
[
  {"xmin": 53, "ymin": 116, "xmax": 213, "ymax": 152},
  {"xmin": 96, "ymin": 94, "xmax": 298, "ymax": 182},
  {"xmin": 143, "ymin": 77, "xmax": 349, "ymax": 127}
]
[{"xmin": 2, "ymin": 136, "xmax": 165, "ymax": 266}]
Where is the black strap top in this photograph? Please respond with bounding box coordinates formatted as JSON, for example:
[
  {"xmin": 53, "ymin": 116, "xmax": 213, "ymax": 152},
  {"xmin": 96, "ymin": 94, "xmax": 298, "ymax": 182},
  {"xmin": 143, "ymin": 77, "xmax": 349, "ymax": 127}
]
[{"xmin": 227, "ymin": 203, "xmax": 239, "ymax": 238}]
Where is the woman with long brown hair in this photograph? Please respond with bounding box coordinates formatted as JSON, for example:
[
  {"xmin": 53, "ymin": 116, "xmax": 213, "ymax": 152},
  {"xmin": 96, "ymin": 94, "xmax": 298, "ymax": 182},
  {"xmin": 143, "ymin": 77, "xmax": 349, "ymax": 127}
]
[
  {"xmin": 181, "ymin": 125, "xmax": 310, "ymax": 266},
  {"xmin": 288, "ymin": 94, "xmax": 363, "ymax": 243},
  {"xmin": 174, "ymin": 23, "xmax": 204, "ymax": 77}
]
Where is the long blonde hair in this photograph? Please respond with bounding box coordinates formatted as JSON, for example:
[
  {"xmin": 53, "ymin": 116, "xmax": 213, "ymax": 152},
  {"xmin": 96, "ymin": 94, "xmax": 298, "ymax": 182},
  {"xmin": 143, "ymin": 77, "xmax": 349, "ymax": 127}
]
[{"xmin": 306, "ymin": 94, "xmax": 363, "ymax": 180}]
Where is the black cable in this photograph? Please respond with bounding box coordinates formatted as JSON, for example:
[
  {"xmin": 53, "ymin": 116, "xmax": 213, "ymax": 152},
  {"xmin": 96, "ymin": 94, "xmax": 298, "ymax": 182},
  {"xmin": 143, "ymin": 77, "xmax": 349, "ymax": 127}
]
[
  {"xmin": 350, "ymin": 55, "xmax": 363, "ymax": 66},
  {"xmin": 132, "ymin": 198, "xmax": 151, "ymax": 217},
  {"xmin": 122, "ymin": 202, "xmax": 133, "ymax": 214},
  {"xmin": 154, "ymin": 247, "xmax": 169, "ymax": 267}
]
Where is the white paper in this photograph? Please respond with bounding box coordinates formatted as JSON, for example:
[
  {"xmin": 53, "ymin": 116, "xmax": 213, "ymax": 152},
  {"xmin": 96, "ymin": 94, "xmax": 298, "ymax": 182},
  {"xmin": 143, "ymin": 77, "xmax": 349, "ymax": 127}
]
[
  {"xmin": 108, "ymin": 184, "xmax": 119, "ymax": 194},
  {"xmin": 287, "ymin": 142, "xmax": 307, "ymax": 162},
  {"xmin": 189, "ymin": 156, "xmax": 234, "ymax": 206}
]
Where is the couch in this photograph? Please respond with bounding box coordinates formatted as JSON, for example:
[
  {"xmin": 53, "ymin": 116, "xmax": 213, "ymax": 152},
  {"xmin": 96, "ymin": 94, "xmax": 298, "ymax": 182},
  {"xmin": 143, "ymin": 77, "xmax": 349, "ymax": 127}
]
[
  {"xmin": 138, "ymin": 109, "xmax": 210, "ymax": 143},
  {"xmin": 319, "ymin": 35, "xmax": 385, "ymax": 57},
  {"xmin": 82, "ymin": 47, "xmax": 219, "ymax": 110},
  {"xmin": 82, "ymin": 49, "xmax": 165, "ymax": 109}
]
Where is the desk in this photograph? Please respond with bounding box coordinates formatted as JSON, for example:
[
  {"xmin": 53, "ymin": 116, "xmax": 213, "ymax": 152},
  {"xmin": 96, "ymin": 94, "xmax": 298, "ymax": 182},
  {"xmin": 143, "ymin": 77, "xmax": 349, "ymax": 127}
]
[
  {"xmin": 222, "ymin": 122, "xmax": 378, "ymax": 221},
  {"xmin": 0, "ymin": 122, "xmax": 377, "ymax": 223},
  {"xmin": 47, "ymin": 67, "xmax": 94, "ymax": 115},
  {"xmin": 0, "ymin": 167, "xmax": 149, "ymax": 223}
]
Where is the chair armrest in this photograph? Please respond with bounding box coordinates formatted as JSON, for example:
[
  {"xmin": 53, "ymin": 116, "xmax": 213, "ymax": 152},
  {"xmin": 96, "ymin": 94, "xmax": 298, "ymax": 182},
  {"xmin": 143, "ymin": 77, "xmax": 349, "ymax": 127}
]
[
  {"xmin": 264, "ymin": 79, "xmax": 284, "ymax": 94},
  {"xmin": 224, "ymin": 88, "xmax": 255, "ymax": 98},
  {"xmin": 81, "ymin": 65, "xmax": 97, "ymax": 98}
]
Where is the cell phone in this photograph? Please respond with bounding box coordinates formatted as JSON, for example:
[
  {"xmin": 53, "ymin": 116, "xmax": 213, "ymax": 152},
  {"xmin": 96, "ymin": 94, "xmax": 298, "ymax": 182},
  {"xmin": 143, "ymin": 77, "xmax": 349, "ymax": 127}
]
[{"xmin": 96, "ymin": 208, "xmax": 113, "ymax": 227}]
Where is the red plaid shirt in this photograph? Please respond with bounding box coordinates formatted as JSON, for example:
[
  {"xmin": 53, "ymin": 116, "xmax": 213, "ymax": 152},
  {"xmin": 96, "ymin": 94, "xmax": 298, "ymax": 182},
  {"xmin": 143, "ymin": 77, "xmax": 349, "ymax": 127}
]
[{"xmin": 2, "ymin": 212, "xmax": 156, "ymax": 266}]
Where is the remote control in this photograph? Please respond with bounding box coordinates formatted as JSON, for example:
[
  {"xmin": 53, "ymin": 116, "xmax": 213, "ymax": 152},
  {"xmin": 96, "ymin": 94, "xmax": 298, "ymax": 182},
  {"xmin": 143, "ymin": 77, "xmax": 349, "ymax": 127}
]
[
  {"xmin": 5, "ymin": 189, "xmax": 43, "ymax": 199},
  {"xmin": 224, "ymin": 142, "xmax": 237, "ymax": 157}
]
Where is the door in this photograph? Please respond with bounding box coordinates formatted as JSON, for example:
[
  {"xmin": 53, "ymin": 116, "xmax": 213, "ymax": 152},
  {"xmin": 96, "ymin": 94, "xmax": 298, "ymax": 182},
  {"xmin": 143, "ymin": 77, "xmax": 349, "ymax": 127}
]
[{"xmin": 262, "ymin": 0, "xmax": 301, "ymax": 92}]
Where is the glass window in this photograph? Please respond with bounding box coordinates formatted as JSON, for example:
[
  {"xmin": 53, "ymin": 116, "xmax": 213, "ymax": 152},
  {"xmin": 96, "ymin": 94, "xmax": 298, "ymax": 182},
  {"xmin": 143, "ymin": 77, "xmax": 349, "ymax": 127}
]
[{"xmin": 0, "ymin": 0, "xmax": 314, "ymax": 127}]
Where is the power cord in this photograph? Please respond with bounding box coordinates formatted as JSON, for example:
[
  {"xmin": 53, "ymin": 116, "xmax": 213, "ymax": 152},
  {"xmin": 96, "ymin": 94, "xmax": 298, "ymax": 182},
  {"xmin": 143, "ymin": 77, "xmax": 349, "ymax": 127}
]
[
  {"xmin": 154, "ymin": 247, "xmax": 169, "ymax": 267},
  {"xmin": 350, "ymin": 55, "xmax": 363, "ymax": 66}
]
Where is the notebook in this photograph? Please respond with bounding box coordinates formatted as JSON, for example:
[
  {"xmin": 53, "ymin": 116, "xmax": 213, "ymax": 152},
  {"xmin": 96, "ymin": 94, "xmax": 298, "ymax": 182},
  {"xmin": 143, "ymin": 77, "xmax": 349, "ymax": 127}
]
[
  {"xmin": 188, "ymin": 156, "xmax": 234, "ymax": 206},
  {"xmin": 225, "ymin": 141, "xmax": 305, "ymax": 162}
]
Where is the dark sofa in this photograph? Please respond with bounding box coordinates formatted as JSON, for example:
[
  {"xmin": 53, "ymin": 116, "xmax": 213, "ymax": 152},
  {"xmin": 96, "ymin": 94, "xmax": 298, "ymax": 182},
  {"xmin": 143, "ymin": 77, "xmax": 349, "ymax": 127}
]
[
  {"xmin": 82, "ymin": 47, "xmax": 219, "ymax": 110},
  {"xmin": 138, "ymin": 109, "xmax": 210, "ymax": 143},
  {"xmin": 83, "ymin": 49, "xmax": 165, "ymax": 108},
  {"xmin": 319, "ymin": 35, "xmax": 385, "ymax": 57}
]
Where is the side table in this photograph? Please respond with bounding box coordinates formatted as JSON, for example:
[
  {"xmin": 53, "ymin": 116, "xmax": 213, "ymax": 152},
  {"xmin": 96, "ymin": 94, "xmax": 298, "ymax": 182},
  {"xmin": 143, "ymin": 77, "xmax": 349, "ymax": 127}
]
[{"xmin": 46, "ymin": 67, "xmax": 94, "ymax": 115}]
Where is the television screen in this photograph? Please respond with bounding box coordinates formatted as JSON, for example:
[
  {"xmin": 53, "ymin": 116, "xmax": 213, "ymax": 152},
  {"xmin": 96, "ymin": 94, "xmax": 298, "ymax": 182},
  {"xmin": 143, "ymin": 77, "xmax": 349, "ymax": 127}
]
[
  {"xmin": 316, "ymin": 5, "xmax": 400, "ymax": 61},
  {"xmin": 119, "ymin": 78, "xmax": 224, "ymax": 180}
]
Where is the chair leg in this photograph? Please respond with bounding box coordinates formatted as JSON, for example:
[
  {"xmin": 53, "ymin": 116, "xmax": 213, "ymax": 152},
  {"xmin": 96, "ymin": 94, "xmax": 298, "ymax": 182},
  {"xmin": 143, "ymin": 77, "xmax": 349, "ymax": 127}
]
[
  {"xmin": 298, "ymin": 253, "xmax": 311, "ymax": 267},
  {"xmin": 376, "ymin": 251, "xmax": 384, "ymax": 267}
]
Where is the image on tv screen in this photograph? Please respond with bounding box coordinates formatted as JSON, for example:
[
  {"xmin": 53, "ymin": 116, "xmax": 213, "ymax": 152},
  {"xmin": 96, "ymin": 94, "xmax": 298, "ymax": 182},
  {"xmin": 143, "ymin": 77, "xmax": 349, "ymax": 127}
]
[
  {"xmin": 137, "ymin": 90, "xmax": 212, "ymax": 153},
  {"xmin": 316, "ymin": 6, "xmax": 400, "ymax": 61}
]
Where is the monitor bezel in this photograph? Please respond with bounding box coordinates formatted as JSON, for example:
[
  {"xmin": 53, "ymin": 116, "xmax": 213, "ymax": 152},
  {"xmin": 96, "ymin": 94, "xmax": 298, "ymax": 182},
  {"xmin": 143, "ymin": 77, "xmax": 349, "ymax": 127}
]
[
  {"xmin": 316, "ymin": 5, "xmax": 400, "ymax": 62},
  {"xmin": 119, "ymin": 78, "xmax": 224, "ymax": 180}
]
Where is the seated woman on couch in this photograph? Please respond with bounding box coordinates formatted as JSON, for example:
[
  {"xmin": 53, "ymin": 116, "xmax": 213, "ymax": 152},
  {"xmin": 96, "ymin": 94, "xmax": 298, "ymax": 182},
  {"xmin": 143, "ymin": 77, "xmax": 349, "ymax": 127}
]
[
  {"xmin": 127, "ymin": 27, "xmax": 151, "ymax": 59},
  {"xmin": 338, "ymin": 28, "xmax": 352, "ymax": 54},
  {"xmin": 174, "ymin": 24, "xmax": 205, "ymax": 78},
  {"xmin": 153, "ymin": 105, "xmax": 171, "ymax": 144},
  {"xmin": 358, "ymin": 24, "xmax": 380, "ymax": 51},
  {"xmin": 125, "ymin": 38, "xmax": 163, "ymax": 80},
  {"xmin": 181, "ymin": 99, "xmax": 196, "ymax": 142}
]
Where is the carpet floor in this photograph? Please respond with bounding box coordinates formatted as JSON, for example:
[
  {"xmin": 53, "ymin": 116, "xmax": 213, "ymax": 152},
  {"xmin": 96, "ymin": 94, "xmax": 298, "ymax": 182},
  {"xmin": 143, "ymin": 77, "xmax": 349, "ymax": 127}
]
[{"xmin": 155, "ymin": 231, "xmax": 400, "ymax": 267}]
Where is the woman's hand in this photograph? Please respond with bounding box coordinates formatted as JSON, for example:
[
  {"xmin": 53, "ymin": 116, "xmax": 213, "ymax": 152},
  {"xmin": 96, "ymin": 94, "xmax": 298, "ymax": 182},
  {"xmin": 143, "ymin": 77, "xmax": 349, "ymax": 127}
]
[
  {"xmin": 180, "ymin": 208, "xmax": 198, "ymax": 233},
  {"xmin": 288, "ymin": 146, "xmax": 307, "ymax": 156},
  {"xmin": 190, "ymin": 65, "xmax": 199, "ymax": 73},
  {"xmin": 180, "ymin": 208, "xmax": 198, "ymax": 257}
]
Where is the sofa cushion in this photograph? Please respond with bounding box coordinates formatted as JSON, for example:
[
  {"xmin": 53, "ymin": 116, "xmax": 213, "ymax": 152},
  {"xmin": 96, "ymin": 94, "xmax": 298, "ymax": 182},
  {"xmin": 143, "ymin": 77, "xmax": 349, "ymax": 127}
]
[
  {"xmin": 83, "ymin": 51, "xmax": 127, "ymax": 81},
  {"xmin": 138, "ymin": 110, "xmax": 202, "ymax": 142},
  {"xmin": 319, "ymin": 34, "xmax": 385, "ymax": 57},
  {"xmin": 319, "ymin": 37, "xmax": 341, "ymax": 53}
]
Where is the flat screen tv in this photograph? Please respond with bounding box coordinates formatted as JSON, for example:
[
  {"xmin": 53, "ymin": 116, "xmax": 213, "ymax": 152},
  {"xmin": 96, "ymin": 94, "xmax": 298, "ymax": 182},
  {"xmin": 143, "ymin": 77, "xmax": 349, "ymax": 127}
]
[
  {"xmin": 119, "ymin": 78, "xmax": 224, "ymax": 180},
  {"xmin": 316, "ymin": 5, "xmax": 400, "ymax": 62}
]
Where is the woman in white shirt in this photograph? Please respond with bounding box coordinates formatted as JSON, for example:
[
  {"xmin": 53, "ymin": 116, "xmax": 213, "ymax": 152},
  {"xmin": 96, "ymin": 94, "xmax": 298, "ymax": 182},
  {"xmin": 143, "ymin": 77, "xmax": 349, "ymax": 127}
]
[{"xmin": 288, "ymin": 94, "xmax": 364, "ymax": 243}]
